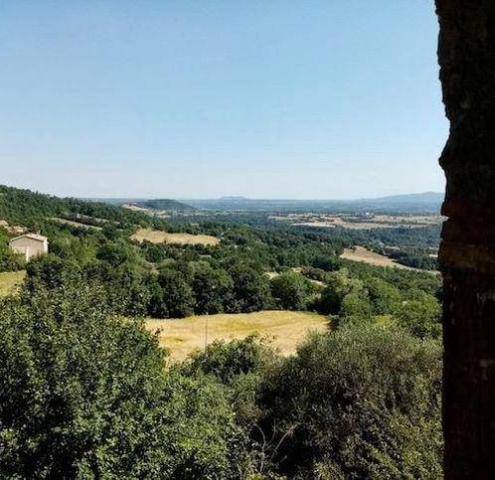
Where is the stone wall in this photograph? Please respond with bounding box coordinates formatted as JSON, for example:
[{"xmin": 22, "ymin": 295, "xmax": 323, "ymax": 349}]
[{"xmin": 436, "ymin": 1, "xmax": 495, "ymax": 478}]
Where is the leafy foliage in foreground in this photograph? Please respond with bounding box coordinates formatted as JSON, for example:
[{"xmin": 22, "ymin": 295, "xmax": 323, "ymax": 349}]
[
  {"xmin": 258, "ymin": 325, "xmax": 443, "ymax": 479},
  {"xmin": 0, "ymin": 281, "xmax": 443, "ymax": 479},
  {"xmin": 182, "ymin": 326, "xmax": 443, "ymax": 480},
  {"xmin": 0, "ymin": 286, "xmax": 247, "ymax": 479}
]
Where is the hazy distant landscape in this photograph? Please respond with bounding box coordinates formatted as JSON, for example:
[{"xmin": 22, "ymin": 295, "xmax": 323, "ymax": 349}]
[
  {"xmin": 91, "ymin": 191, "xmax": 444, "ymax": 214},
  {"xmin": 181, "ymin": 192, "xmax": 444, "ymax": 213}
]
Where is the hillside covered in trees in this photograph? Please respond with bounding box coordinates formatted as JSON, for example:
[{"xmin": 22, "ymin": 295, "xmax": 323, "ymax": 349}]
[
  {"xmin": 0, "ymin": 186, "xmax": 443, "ymax": 479},
  {"xmin": 134, "ymin": 198, "xmax": 196, "ymax": 212}
]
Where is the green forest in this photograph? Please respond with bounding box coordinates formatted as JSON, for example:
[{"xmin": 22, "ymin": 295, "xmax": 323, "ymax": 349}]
[{"xmin": 0, "ymin": 185, "xmax": 443, "ymax": 479}]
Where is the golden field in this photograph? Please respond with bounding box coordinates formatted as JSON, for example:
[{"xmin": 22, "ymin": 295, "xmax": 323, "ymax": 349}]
[
  {"xmin": 130, "ymin": 227, "xmax": 220, "ymax": 246},
  {"xmin": 341, "ymin": 246, "xmax": 416, "ymax": 270},
  {"xmin": 145, "ymin": 310, "xmax": 329, "ymax": 361},
  {"xmin": 0, "ymin": 270, "xmax": 26, "ymax": 297}
]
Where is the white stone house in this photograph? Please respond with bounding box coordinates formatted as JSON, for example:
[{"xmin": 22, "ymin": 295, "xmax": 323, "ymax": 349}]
[{"xmin": 9, "ymin": 233, "xmax": 49, "ymax": 262}]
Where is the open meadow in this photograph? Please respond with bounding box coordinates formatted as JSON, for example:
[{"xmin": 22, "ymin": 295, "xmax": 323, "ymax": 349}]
[
  {"xmin": 0, "ymin": 270, "xmax": 26, "ymax": 297},
  {"xmin": 145, "ymin": 310, "xmax": 329, "ymax": 361},
  {"xmin": 271, "ymin": 213, "xmax": 443, "ymax": 230},
  {"xmin": 131, "ymin": 227, "xmax": 220, "ymax": 246},
  {"xmin": 341, "ymin": 246, "xmax": 418, "ymax": 270},
  {"xmin": 49, "ymin": 217, "xmax": 103, "ymax": 230}
]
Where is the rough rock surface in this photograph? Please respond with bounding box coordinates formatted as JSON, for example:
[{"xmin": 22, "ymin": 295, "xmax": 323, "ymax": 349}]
[{"xmin": 436, "ymin": 1, "xmax": 495, "ymax": 478}]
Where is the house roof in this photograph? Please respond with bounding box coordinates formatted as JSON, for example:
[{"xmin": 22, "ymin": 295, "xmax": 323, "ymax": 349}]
[{"xmin": 9, "ymin": 233, "xmax": 48, "ymax": 243}]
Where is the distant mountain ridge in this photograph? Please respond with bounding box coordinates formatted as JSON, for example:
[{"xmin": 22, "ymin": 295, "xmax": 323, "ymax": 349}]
[
  {"xmin": 184, "ymin": 192, "xmax": 444, "ymax": 213},
  {"xmin": 86, "ymin": 192, "xmax": 443, "ymax": 212}
]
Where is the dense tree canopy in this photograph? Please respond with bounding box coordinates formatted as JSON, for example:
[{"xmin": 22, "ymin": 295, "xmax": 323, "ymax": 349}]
[{"xmin": 270, "ymin": 272, "xmax": 315, "ymax": 311}]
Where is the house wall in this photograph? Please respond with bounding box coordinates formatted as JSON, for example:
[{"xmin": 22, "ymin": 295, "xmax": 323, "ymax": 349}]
[{"xmin": 9, "ymin": 238, "xmax": 48, "ymax": 262}]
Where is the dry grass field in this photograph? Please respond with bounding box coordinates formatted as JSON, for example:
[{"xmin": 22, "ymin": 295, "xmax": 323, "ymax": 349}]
[
  {"xmin": 145, "ymin": 310, "xmax": 329, "ymax": 361},
  {"xmin": 49, "ymin": 217, "xmax": 102, "ymax": 230},
  {"xmin": 266, "ymin": 269, "xmax": 325, "ymax": 287},
  {"xmin": 0, "ymin": 270, "xmax": 26, "ymax": 297},
  {"xmin": 122, "ymin": 204, "xmax": 150, "ymax": 213},
  {"xmin": 130, "ymin": 227, "xmax": 220, "ymax": 246},
  {"xmin": 341, "ymin": 246, "xmax": 416, "ymax": 270},
  {"xmin": 271, "ymin": 213, "xmax": 443, "ymax": 230}
]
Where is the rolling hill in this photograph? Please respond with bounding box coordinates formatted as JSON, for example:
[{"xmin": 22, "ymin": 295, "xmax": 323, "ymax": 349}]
[
  {"xmin": 0, "ymin": 185, "xmax": 157, "ymax": 227},
  {"xmin": 134, "ymin": 199, "xmax": 195, "ymax": 212}
]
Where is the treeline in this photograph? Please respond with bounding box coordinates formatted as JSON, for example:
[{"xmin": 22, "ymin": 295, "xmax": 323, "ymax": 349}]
[
  {"xmin": 172, "ymin": 212, "xmax": 441, "ymax": 270},
  {"xmin": 383, "ymin": 247, "xmax": 438, "ymax": 270},
  {"xmin": 7, "ymin": 214, "xmax": 344, "ymax": 318},
  {"xmin": 0, "ymin": 278, "xmax": 442, "ymax": 479},
  {"xmin": 19, "ymin": 217, "xmax": 441, "ymax": 329},
  {"xmin": 25, "ymin": 253, "xmax": 274, "ymax": 318},
  {"xmin": 171, "ymin": 211, "xmax": 441, "ymax": 248},
  {"xmin": 2, "ymin": 200, "xmax": 442, "ymax": 331}
]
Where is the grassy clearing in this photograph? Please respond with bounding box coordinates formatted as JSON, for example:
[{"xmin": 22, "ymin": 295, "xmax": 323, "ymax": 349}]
[
  {"xmin": 49, "ymin": 217, "xmax": 102, "ymax": 230},
  {"xmin": 266, "ymin": 268, "xmax": 325, "ymax": 287},
  {"xmin": 145, "ymin": 310, "xmax": 329, "ymax": 362},
  {"xmin": 341, "ymin": 246, "xmax": 416, "ymax": 270},
  {"xmin": 272, "ymin": 213, "xmax": 443, "ymax": 230},
  {"xmin": 130, "ymin": 228, "xmax": 220, "ymax": 246},
  {"xmin": 0, "ymin": 270, "xmax": 26, "ymax": 297}
]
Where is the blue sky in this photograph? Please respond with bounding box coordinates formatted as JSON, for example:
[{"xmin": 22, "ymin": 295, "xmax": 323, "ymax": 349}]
[{"xmin": 0, "ymin": 1, "xmax": 447, "ymax": 199}]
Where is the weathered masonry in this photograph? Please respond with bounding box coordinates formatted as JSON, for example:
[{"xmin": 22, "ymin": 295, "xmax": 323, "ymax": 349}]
[{"xmin": 436, "ymin": 1, "xmax": 495, "ymax": 478}]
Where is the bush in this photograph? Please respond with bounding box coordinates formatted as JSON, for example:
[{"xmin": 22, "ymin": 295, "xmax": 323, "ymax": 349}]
[
  {"xmin": 0, "ymin": 285, "xmax": 247, "ymax": 479},
  {"xmin": 395, "ymin": 293, "xmax": 442, "ymax": 339},
  {"xmin": 258, "ymin": 324, "xmax": 443, "ymax": 479},
  {"xmin": 184, "ymin": 335, "xmax": 278, "ymax": 385},
  {"xmin": 148, "ymin": 269, "xmax": 195, "ymax": 318},
  {"xmin": 270, "ymin": 272, "xmax": 314, "ymax": 311},
  {"xmin": 182, "ymin": 336, "xmax": 283, "ymax": 477}
]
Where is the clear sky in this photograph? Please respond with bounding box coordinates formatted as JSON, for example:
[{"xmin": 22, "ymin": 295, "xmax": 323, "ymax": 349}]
[{"xmin": 0, "ymin": 1, "xmax": 447, "ymax": 199}]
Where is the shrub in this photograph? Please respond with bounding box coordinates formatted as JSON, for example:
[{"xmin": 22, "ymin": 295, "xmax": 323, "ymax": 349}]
[
  {"xmin": 0, "ymin": 285, "xmax": 247, "ymax": 479},
  {"xmin": 270, "ymin": 272, "xmax": 314, "ymax": 311},
  {"xmin": 184, "ymin": 335, "xmax": 278, "ymax": 385},
  {"xmin": 258, "ymin": 324, "xmax": 443, "ymax": 479},
  {"xmin": 395, "ymin": 292, "xmax": 442, "ymax": 339}
]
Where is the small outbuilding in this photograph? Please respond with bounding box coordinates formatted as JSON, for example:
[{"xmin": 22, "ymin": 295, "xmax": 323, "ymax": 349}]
[{"xmin": 9, "ymin": 233, "xmax": 49, "ymax": 262}]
